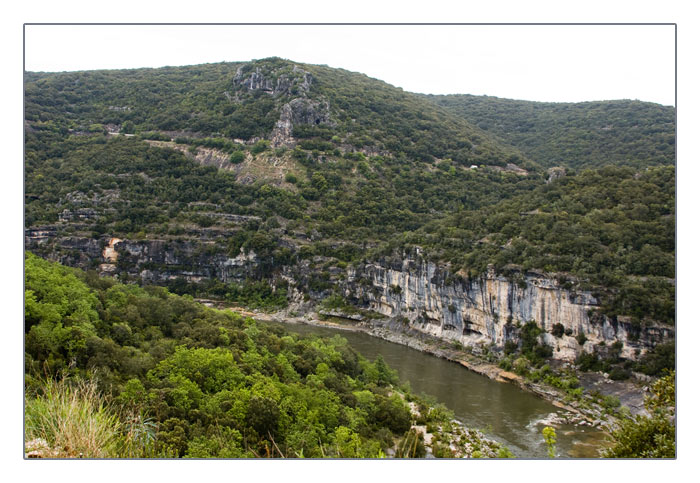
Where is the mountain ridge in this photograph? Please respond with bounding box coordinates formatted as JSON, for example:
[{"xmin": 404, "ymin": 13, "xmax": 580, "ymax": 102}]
[{"xmin": 422, "ymin": 93, "xmax": 675, "ymax": 170}]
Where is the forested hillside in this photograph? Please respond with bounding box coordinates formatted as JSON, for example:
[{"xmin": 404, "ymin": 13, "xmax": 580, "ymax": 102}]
[
  {"xmin": 25, "ymin": 58, "xmax": 529, "ymax": 168},
  {"xmin": 24, "ymin": 253, "xmax": 510, "ymax": 458},
  {"xmin": 424, "ymin": 94, "xmax": 675, "ymax": 170},
  {"xmin": 24, "ymin": 60, "xmax": 675, "ymax": 327}
]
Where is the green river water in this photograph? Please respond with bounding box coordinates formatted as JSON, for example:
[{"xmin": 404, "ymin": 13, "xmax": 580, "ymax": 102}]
[{"xmin": 265, "ymin": 321, "xmax": 608, "ymax": 458}]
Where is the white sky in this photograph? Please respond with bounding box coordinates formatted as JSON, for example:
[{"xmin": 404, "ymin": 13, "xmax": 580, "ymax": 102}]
[{"xmin": 24, "ymin": 24, "xmax": 675, "ymax": 105}]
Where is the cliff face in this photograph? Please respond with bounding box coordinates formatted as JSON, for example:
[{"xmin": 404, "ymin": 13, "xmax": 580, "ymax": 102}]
[
  {"xmin": 26, "ymin": 230, "xmax": 672, "ymax": 361},
  {"xmin": 342, "ymin": 253, "xmax": 672, "ymax": 361},
  {"xmin": 25, "ymin": 228, "xmax": 260, "ymax": 284}
]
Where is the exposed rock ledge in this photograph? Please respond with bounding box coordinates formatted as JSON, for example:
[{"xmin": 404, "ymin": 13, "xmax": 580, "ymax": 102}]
[{"xmin": 341, "ymin": 253, "xmax": 673, "ymax": 362}]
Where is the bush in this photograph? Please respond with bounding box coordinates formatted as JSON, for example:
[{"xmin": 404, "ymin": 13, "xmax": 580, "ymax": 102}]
[
  {"xmin": 601, "ymin": 394, "xmax": 622, "ymax": 411},
  {"xmin": 230, "ymin": 151, "xmax": 245, "ymax": 164},
  {"xmin": 498, "ymin": 357, "xmax": 513, "ymax": 371},
  {"xmin": 503, "ymin": 340, "xmax": 518, "ymax": 355},
  {"xmin": 608, "ymin": 366, "xmax": 631, "ymax": 381},
  {"xmin": 551, "ymin": 323, "xmax": 565, "ymax": 338},
  {"xmin": 250, "ymin": 140, "xmax": 270, "ymax": 155},
  {"xmin": 576, "ymin": 352, "xmax": 604, "ymax": 372},
  {"xmin": 514, "ymin": 357, "xmax": 529, "ymax": 376},
  {"xmin": 634, "ymin": 341, "xmax": 675, "ymax": 376},
  {"xmin": 576, "ymin": 332, "xmax": 588, "ymax": 346},
  {"xmin": 533, "ymin": 343, "xmax": 553, "ymax": 360}
]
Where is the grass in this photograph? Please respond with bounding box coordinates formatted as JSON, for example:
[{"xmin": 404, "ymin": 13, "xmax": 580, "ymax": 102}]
[{"xmin": 25, "ymin": 376, "xmax": 160, "ymax": 458}]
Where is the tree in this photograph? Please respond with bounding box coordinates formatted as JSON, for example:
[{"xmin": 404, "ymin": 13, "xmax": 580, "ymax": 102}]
[
  {"xmin": 603, "ymin": 371, "xmax": 675, "ymax": 458},
  {"xmin": 542, "ymin": 426, "xmax": 557, "ymax": 458}
]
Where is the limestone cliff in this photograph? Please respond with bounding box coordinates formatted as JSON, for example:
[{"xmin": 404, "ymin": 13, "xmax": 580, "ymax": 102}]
[
  {"xmin": 25, "ymin": 230, "xmax": 672, "ymax": 362},
  {"xmin": 341, "ymin": 251, "xmax": 672, "ymax": 361}
]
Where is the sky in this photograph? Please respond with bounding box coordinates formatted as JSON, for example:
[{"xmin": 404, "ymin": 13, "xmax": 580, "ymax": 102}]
[{"xmin": 24, "ymin": 24, "xmax": 676, "ymax": 105}]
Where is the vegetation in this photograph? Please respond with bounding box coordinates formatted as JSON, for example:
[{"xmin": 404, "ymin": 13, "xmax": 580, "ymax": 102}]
[
  {"xmin": 24, "ymin": 58, "xmax": 675, "ymax": 325},
  {"xmin": 24, "ymin": 253, "xmax": 509, "ymax": 458},
  {"xmin": 575, "ymin": 340, "xmax": 674, "ymax": 379},
  {"xmin": 603, "ymin": 371, "xmax": 675, "ymax": 458},
  {"xmin": 425, "ymin": 94, "xmax": 675, "ymax": 170},
  {"xmin": 25, "ymin": 376, "xmax": 164, "ymax": 458},
  {"xmin": 24, "ymin": 57, "xmax": 676, "ymax": 458},
  {"xmin": 542, "ymin": 426, "xmax": 557, "ymax": 458}
]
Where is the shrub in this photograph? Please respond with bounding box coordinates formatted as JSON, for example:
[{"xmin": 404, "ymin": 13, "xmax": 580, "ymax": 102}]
[
  {"xmin": 551, "ymin": 323, "xmax": 565, "ymax": 338},
  {"xmin": 602, "ymin": 395, "xmax": 622, "ymax": 410},
  {"xmin": 498, "ymin": 356, "xmax": 513, "ymax": 371},
  {"xmin": 533, "ymin": 343, "xmax": 553, "ymax": 360},
  {"xmin": 250, "ymin": 140, "xmax": 270, "ymax": 155},
  {"xmin": 634, "ymin": 340, "xmax": 675, "ymax": 376},
  {"xmin": 431, "ymin": 440, "xmax": 454, "ymax": 458},
  {"xmin": 608, "ymin": 366, "xmax": 631, "ymax": 381},
  {"xmin": 576, "ymin": 352, "xmax": 604, "ymax": 372},
  {"xmin": 576, "ymin": 332, "xmax": 588, "ymax": 346},
  {"xmin": 230, "ymin": 151, "xmax": 245, "ymax": 164},
  {"xmin": 504, "ymin": 340, "xmax": 518, "ymax": 355},
  {"xmin": 514, "ymin": 357, "xmax": 530, "ymax": 376}
]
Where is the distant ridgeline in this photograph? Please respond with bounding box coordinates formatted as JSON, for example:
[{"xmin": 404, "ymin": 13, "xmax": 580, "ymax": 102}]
[
  {"xmin": 25, "ymin": 58, "xmax": 675, "ymax": 357},
  {"xmin": 423, "ymin": 94, "xmax": 675, "ymax": 170}
]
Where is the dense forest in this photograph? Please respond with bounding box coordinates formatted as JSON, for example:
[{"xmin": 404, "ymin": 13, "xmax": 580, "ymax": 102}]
[
  {"xmin": 424, "ymin": 94, "xmax": 675, "ymax": 170},
  {"xmin": 24, "ymin": 253, "xmax": 512, "ymax": 458}
]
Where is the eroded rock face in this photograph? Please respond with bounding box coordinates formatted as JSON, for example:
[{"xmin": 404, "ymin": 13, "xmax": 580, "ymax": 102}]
[
  {"xmin": 271, "ymin": 98, "xmax": 333, "ymax": 147},
  {"xmin": 547, "ymin": 167, "xmax": 566, "ymax": 183},
  {"xmin": 342, "ymin": 253, "xmax": 673, "ymax": 361},
  {"xmin": 233, "ymin": 64, "xmax": 314, "ymax": 97},
  {"xmin": 26, "ymin": 229, "xmax": 672, "ymax": 362},
  {"xmin": 233, "ymin": 63, "xmax": 333, "ymax": 147}
]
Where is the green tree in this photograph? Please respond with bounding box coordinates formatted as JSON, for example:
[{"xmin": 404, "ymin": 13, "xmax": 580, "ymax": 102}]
[
  {"xmin": 542, "ymin": 426, "xmax": 557, "ymax": 458},
  {"xmin": 603, "ymin": 372, "xmax": 675, "ymax": 458}
]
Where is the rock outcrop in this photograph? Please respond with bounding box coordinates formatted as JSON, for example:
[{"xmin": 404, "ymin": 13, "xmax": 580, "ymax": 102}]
[
  {"xmin": 271, "ymin": 97, "xmax": 333, "ymax": 147},
  {"xmin": 547, "ymin": 167, "xmax": 566, "ymax": 183},
  {"xmin": 341, "ymin": 251, "xmax": 672, "ymax": 361},
  {"xmin": 25, "ymin": 230, "xmax": 673, "ymax": 362},
  {"xmin": 233, "ymin": 64, "xmax": 314, "ymax": 98}
]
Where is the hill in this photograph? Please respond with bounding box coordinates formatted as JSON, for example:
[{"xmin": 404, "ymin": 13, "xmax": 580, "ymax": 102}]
[
  {"xmin": 423, "ymin": 94, "xmax": 675, "ymax": 170},
  {"xmin": 24, "ymin": 58, "xmax": 675, "ymax": 330},
  {"xmin": 25, "ymin": 57, "xmax": 531, "ymax": 169}
]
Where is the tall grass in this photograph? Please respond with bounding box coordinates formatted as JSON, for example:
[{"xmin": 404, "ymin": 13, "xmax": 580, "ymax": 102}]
[{"xmin": 25, "ymin": 377, "xmax": 158, "ymax": 458}]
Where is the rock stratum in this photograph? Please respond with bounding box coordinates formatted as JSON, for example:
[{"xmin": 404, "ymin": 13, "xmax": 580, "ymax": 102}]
[
  {"xmin": 342, "ymin": 252, "xmax": 672, "ymax": 361},
  {"xmin": 26, "ymin": 230, "xmax": 672, "ymax": 362}
]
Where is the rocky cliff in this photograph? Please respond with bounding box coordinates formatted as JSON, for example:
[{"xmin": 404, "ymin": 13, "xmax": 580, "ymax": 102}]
[
  {"xmin": 341, "ymin": 251, "xmax": 672, "ymax": 361},
  {"xmin": 26, "ymin": 230, "xmax": 672, "ymax": 362}
]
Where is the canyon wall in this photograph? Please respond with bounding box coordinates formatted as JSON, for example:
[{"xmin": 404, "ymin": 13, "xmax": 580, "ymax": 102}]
[
  {"xmin": 342, "ymin": 252, "xmax": 673, "ymax": 361},
  {"xmin": 26, "ymin": 231, "xmax": 673, "ymax": 361}
]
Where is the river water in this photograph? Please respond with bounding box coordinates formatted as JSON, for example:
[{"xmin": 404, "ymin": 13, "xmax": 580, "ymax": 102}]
[{"xmin": 264, "ymin": 321, "xmax": 608, "ymax": 458}]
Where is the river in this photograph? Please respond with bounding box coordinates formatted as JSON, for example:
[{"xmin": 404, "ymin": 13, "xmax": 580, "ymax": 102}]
[{"xmin": 263, "ymin": 320, "xmax": 608, "ymax": 458}]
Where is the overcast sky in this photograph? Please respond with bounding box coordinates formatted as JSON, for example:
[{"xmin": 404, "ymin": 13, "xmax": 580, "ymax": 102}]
[{"xmin": 24, "ymin": 24, "xmax": 675, "ymax": 106}]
